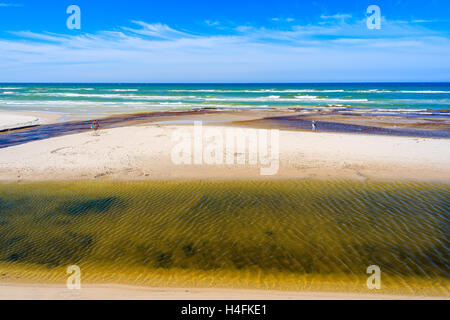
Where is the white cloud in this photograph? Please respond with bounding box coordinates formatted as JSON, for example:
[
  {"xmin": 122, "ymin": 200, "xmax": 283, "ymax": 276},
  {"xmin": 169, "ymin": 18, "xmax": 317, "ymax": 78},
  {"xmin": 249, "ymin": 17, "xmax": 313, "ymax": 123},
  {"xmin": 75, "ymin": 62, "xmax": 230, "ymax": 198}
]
[
  {"xmin": 0, "ymin": 18, "xmax": 448, "ymax": 82},
  {"xmin": 122, "ymin": 21, "xmax": 197, "ymax": 40},
  {"xmin": 320, "ymin": 14, "xmax": 352, "ymax": 21},
  {"xmin": 271, "ymin": 17, "xmax": 295, "ymax": 23},
  {"xmin": 205, "ymin": 20, "xmax": 220, "ymax": 26},
  {"xmin": 0, "ymin": 3, "xmax": 22, "ymax": 7},
  {"xmin": 10, "ymin": 31, "xmax": 72, "ymax": 42}
]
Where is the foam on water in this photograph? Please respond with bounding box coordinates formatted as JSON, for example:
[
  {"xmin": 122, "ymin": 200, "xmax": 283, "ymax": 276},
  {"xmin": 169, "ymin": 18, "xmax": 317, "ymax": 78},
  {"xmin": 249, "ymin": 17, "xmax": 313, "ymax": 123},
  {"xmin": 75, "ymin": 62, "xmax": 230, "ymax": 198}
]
[{"xmin": 0, "ymin": 83, "xmax": 448, "ymax": 115}]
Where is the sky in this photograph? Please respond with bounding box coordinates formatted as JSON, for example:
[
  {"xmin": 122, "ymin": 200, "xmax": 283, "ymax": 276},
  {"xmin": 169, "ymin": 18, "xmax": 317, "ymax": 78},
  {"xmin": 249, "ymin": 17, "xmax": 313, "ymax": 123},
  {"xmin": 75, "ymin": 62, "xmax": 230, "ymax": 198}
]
[{"xmin": 0, "ymin": 0, "xmax": 449, "ymax": 82}]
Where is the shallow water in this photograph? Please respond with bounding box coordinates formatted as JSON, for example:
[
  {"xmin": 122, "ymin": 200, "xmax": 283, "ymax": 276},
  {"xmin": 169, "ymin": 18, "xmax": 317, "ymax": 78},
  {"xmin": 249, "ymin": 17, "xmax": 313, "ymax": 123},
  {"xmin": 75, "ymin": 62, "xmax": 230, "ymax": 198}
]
[{"xmin": 0, "ymin": 180, "xmax": 448, "ymax": 295}]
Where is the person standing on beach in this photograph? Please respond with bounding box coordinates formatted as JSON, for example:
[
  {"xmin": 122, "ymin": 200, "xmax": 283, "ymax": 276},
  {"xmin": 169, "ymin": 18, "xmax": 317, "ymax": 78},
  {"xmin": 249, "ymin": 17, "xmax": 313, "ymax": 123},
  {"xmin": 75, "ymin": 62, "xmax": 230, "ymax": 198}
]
[
  {"xmin": 312, "ymin": 120, "xmax": 316, "ymax": 131},
  {"xmin": 91, "ymin": 120, "xmax": 99, "ymax": 133}
]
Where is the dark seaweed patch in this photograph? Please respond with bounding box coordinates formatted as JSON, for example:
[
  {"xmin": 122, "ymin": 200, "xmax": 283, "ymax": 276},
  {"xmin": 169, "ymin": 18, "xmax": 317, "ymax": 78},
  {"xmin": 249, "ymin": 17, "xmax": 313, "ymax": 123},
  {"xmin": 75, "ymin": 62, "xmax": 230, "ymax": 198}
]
[
  {"xmin": 136, "ymin": 245, "xmax": 173, "ymax": 268},
  {"xmin": 182, "ymin": 243, "xmax": 195, "ymax": 257},
  {"xmin": 7, "ymin": 253, "xmax": 21, "ymax": 262},
  {"xmin": 7, "ymin": 235, "xmax": 26, "ymax": 246},
  {"xmin": 155, "ymin": 252, "xmax": 172, "ymax": 268},
  {"xmin": 0, "ymin": 197, "xmax": 36, "ymax": 216},
  {"xmin": 59, "ymin": 197, "xmax": 124, "ymax": 216},
  {"xmin": 0, "ymin": 198, "xmax": 14, "ymax": 214},
  {"xmin": 1, "ymin": 232, "xmax": 94, "ymax": 267}
]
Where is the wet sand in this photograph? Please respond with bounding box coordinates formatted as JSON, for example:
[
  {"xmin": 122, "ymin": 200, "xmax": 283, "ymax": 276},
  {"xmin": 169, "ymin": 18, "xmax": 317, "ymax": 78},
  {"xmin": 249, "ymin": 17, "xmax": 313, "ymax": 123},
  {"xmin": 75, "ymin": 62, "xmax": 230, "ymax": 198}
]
[{"xmin": 237, "ymin": 110, "xmax": 450, "ymax": 138}]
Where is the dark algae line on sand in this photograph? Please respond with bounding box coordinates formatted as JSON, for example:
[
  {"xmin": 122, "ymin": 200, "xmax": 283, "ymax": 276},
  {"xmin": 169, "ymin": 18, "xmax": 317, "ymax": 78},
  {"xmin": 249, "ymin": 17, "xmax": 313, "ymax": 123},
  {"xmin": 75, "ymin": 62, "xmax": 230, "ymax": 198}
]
[{"xmin": 0, "ymin": 179, "xmax": 448, "ymax": 295}]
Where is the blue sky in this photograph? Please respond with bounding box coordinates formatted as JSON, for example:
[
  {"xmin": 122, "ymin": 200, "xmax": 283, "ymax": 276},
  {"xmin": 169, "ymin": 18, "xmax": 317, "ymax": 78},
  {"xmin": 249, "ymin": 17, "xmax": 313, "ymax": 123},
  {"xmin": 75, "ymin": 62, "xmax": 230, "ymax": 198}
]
[{"xmin": 0, "ymin": 0, "xmax": 449, "ymax": 82}]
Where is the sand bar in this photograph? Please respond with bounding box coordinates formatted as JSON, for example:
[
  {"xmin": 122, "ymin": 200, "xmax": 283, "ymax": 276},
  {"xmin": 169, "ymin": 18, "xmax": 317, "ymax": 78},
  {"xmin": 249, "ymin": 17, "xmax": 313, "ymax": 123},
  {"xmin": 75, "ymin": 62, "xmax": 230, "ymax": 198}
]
[
  {"xmin": 0, "ymin": 283, "xmax": 446, "ymax": 300},
  {"xmin": 0, "ymin": 114, "xmax": 41, "ymax": 131},
  {"xmin": 0, "ymin": 123, "xmax": 449, "ymax": 181}
]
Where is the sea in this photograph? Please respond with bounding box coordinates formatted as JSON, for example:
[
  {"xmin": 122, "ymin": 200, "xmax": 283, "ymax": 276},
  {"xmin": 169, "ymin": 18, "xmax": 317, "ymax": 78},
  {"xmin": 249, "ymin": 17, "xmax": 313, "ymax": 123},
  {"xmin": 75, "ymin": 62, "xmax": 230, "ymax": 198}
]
[{"xmin": 0, "ymin": 83, "xmax": 449, "ymax": 116}]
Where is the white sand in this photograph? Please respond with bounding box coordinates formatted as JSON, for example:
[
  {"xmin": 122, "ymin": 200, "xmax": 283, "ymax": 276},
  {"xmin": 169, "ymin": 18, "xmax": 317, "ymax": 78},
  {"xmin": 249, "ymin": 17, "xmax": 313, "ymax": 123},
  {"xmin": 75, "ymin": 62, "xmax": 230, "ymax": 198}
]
[
  {"xmin": 0, "ymin": 283, "xmax": 445, "ymax": 300},
  {"xmin": 0, "ymin": 114, "xmax": 41, "ymax": 131},
  {"xmin": 0, "ymin": 124, "xmax": 449, "ymax": 181}
]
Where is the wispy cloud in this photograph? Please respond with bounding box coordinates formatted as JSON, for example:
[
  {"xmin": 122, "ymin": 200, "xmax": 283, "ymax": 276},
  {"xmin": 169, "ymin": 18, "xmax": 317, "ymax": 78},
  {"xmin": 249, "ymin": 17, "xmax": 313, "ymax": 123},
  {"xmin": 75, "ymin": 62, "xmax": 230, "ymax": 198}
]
[
  {"xmin": 320, "ymin": 14, "xmax": 352, "ymax": 21},
  {"xmin": 122, "ymin": 21, "xmax": 197, "ymax": 40},
  {"xmin": 271, "ymin": 17, "xmax": 295, "ymax": 23},
  {"xmin": 0, "ymin": 16, "xmax": 449, "ymax": 82},
  {"xmin": 205, "ymin": 20, "xmax": 220, "ymax": 26},
  {"xmin": 0, "ymin": 3, "xmax": 22, "ymax": 7}
]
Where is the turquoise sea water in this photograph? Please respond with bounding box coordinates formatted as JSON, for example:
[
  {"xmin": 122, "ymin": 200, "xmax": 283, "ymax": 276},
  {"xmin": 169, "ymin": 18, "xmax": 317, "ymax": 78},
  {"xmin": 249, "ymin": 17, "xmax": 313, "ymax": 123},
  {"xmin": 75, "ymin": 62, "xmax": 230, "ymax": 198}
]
[{"xmin": 0, "ymin": 83, "xmax": 449, "ymax": 116}]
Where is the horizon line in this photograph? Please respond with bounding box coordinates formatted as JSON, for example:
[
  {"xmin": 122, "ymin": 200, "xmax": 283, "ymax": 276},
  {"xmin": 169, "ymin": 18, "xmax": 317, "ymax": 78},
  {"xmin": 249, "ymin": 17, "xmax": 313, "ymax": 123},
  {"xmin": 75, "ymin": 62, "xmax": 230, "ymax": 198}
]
[{"xmin": 1, "ymin": 81, "xmax": 449, "ymax": 85}]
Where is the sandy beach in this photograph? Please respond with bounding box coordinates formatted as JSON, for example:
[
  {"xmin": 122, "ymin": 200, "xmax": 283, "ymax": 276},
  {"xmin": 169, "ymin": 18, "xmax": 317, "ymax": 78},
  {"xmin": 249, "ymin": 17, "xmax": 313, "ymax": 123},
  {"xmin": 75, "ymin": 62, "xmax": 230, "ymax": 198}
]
[
  {"xmin": 0, "ymin": 283, "xmax": 446, "ymax": 300},
  {"xmin": 0, "ymin": 121, "xmax": 449, "ymax": 181},
  {"xmin": 0, "ymin": 110, "xmax": 66, "ymax": 131},
  {"xmin": 0, "ymin": 113, "xmax": 41, "ymax": 132}
]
